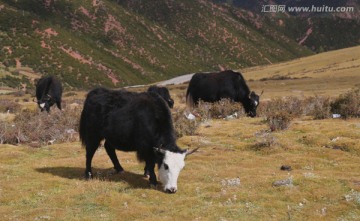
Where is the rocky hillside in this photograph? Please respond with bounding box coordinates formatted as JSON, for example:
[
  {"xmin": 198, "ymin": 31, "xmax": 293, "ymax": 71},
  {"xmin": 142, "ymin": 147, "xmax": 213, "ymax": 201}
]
[
  {"xmin": 0, "ymin": 0, "xmax": 316, "ymax": 89},
  {"xmin": 215, "ymin": 0, "xmax": 360, "ymax": 53}
]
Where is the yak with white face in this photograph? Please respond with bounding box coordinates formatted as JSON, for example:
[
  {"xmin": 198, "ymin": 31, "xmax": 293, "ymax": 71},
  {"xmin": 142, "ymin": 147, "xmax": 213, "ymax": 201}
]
[
  {"xmin": 155, "ymin": 148, "xmax": 198, "ymax": 193},
  {"xmin": 159, "ymin": 151, "xmax": 185, "ymax": 193},
  {"xmin": 79, "ymin": 88, "xmax": 198, "ymax": 193}
]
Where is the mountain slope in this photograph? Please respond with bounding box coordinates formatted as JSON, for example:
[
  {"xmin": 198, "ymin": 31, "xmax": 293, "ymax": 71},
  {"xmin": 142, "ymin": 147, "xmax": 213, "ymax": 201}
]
[
  {"xmin": 0, "ymin": 0, "xmax": 313, "ymax": 88},
  {"xmin": 214, "ymin": 0, "xmax": 360, "ymax": 53}
]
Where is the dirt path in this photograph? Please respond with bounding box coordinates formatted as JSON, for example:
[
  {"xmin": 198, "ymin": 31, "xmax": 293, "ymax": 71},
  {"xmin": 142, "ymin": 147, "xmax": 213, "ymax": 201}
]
[{"xmin": 157, "ymin": 73, "xmax": 195, "ymax": 86}]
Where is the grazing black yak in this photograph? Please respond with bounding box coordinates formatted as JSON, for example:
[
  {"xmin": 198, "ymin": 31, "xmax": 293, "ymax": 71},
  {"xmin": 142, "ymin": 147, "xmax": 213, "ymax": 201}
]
[
  {"xmin": 35, "ymin": 76, "xmax": 63, "ymax": 112},
  {"xmin": 147, "ymin": 85, "xmax": 174, "ymax": 108},
  {"xmin": 79, "ymin": 88, "xmax": 198, "ymax": 193},
  {"xmin": 186, "ymin": 70, "xmax": 261, "ymax": 117}
]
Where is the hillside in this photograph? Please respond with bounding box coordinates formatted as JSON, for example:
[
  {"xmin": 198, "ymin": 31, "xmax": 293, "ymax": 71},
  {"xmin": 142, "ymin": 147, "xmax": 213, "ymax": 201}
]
[
  {"xmin": 158, "ymin": 46, "xmax": 360, "ymax": 99},
  {"xmin": 243, "ymin": 45, "xmax": 360, "ymax": 99},
  {"xmin": 214, "ymin": 0, "xmax": 360, "ymax": 53},
  {"xmin": 0, "ymin": 0, "xmax": 313, "ymax": 89}
]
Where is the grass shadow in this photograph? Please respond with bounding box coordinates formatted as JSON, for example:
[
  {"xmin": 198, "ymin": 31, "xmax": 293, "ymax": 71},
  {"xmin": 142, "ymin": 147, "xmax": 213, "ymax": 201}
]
[{"xmin": 35, "ymin": 167, "xmax": 155, "ymax": 190}]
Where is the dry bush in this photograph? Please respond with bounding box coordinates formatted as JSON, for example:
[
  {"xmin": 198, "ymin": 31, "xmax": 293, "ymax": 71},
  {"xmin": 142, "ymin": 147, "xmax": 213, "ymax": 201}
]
[
  {"xmin": 0, "ymin": 123, "xmax": 21, "ymax": 144},
  {"xmin": 195, "ymin": 99, "xmax": 244, "ymax": 120},
  {"xmin": 258, "ymin": 96, "xmax": 303, "ymax": 118},
  {"xmin": 266, "ymin": 111, "xmax": 293, "ymax": 131},
  {"xmin": 303, "ymin": 95, "xmax": 332, "ymax": 119},
  {"xmin": 176, "ymin": 92, "xmax": 186, "ymax": 104},
  {"xmin": 0, "ymin": 108, "xmax": 81, "ymax": 146},
  {"xmin": 331, "ymin": 89, "xmax": 360, "ymax": 119},
  {"xmin": 252, "ymin": 130, "xmax": 278, "ymax": 150},
  {"xmin": 0, "ymin": 100, "xmax": 21, "ymax": 113},
  {"xmin": 11, "ymin": 90, "xmax": 25, "ymax": 97},
  {"xmin": 258, "ymin": 95, "xmax": 333, "ymax": 120},
  {"xmin": 172, "ymin": 108, "xmax": 199, "ymax": 138}
]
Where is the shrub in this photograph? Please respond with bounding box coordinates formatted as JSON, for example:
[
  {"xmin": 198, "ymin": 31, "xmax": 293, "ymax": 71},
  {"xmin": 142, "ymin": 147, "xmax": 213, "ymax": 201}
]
[
  {"xmin": 331, "ymin": 89, "xmax": 360, "ymax": 119},
  {"xmin": 0, "ymin": 100, "xmax": 21, "ymax": 113},
  {"xmin": 266, "ymin": 111, "xmax": 293, "ymax": 131},
  {"xmin": 64, "ymin": 92, "xmax": 78, "ymax": 97},
  {"xmin": 252, "ymin": 130, "xmax": 278, "ymax": 150},
  {"xmin": 176, "ymin": 92, "xmax": 186, "ymax": 104},
  {"xmin": 258, "ymin": 96, "xmax": 303, "ymax": 118},
  {"xmin": 303, "ymin": 95, "xmax": 332, "ymax": 119},
  {"xmin": 0, "ymin": 123, "xmax": 21, "ymax": 144},
  {"xmin": 0, "ymin": 108, "xmax": 81, "ymax": 146},
  {"xmin": 195, "ymin": 99, "xmax": 244, "ymax": 120},
  {"xmin": 172, "ymin": 108, "xmax": 199, "ymax": 138}
]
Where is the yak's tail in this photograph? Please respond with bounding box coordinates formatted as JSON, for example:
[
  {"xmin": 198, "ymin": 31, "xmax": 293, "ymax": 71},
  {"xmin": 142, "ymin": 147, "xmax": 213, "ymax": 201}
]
[
  {"xmin": 79, "ymin": 99, "xmax": 88, "ymax": 148},
  {"xmin": 79, "ymin": 88, "xmax": 108, "ymax": 148},
  {"xmin": 186, "ymin": 89, "xmax": 194, "ymax": 109}
]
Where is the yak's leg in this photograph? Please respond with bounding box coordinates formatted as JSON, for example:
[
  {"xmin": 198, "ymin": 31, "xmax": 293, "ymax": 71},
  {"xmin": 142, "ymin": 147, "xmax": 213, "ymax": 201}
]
[
  {"xmin": 85, "ymin": 144, "xmax": 97, "ymax": 179},
  {"xmin": 145, "ymin": 160, "xmax": 157, "ymax": 187},
  {"xmin": 104, "ymin": 141, "xmax": 124, "ymax": 173},
  {"xmin": 45, "ymin": 105, "xmax": 51, "ymax": 113},
  {"xmin": 56, "ymin": 100, "xmax": 62, "ymax": 110},
  {"xmin": 144, "ymin": 165, "xmax": 150, "ymax": 178}
]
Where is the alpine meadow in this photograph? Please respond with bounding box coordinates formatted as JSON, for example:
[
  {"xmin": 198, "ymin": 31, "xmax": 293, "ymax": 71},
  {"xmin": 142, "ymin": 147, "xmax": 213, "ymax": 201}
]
[{"xmin": 0, "ymin": 0, "xmax": 360, "ymax": 220}]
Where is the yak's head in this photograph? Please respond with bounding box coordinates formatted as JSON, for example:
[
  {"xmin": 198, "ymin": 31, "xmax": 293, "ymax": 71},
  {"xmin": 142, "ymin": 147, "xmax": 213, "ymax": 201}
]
[
  {"xmin": 148, "ymin": 86, "xmax": 174, "ymax": 108},
  {"xmin": 154, "ymin": 147, "xmax": 199, "ymax": 193},
  {"xmin": 245, "ymin": 90, "xmax": 263, "ymax": 117},
  {"xmin": 36, "ymin": 94, "xmax": 53, "ymax": 112}
]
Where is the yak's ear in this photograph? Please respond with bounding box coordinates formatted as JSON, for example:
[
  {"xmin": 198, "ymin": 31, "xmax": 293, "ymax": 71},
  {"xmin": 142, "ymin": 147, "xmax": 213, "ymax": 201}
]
[
  {"xmin": 153, "ymin": 147, "xmax": 166, "ymax": 155},
  {"xmin": 249, "ymin": 91, "xmax": 255, "ymax": 98}
]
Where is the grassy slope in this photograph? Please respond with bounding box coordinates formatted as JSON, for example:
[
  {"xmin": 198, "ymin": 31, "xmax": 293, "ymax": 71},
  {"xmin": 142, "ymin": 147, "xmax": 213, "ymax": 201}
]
[
  {"xmin": 0, "ymin": 48, "xmax": 360, "ymax": 220},
  {"xmin": 0, "ymin": 118, "xmax": 359, "ymax": 220},
  {"xmin": 243, "ymin": 45, "xmax": 360, "ymax": 99}
]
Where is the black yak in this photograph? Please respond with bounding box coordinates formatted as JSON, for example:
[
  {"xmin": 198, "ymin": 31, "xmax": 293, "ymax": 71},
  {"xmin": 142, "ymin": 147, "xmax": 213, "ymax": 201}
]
[
  {"xmin": 35, "ymin": 76, "xmax": 63, "ymax": 112},
  {"xmin": 147, "ymin": 85, "xmax": 174, "ymax": 108},
  {"xmin": 186, "ymin": 70, "xmax": 261, "ymax": 117},
  {"xmin": 79, "ymin": 88, "xmax": 197, "ymax": 193}
]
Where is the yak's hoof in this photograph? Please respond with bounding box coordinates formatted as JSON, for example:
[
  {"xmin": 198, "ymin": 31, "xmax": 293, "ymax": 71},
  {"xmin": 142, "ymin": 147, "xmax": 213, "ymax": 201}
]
[
  {"xmin": 144, "ymin": 171, "xmax": 150, "ymax": 179},
  {"xmin": 149, "ymin": 183, "xmax": 157, "ymax": 189},
  {"xmin": 85, "ymin": 172, "xmax": 93, "ymax": 179},
  {"xmin": 115, "ymin": 168, "xmax": 125, "ymax": 174}
]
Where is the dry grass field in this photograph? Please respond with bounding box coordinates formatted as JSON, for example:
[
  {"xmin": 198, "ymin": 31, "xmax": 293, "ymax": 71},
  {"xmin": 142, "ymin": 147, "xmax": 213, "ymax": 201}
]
[
  {"xmin": 0, "ymin": 46, "xmax": 360, "ymax": 220},
  {"xmin": 243, "ymin": 45, "xmax": 360, "ymax": 100}
]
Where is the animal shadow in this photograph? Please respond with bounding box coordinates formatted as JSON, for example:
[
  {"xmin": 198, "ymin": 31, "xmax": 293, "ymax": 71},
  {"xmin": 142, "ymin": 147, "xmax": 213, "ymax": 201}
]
[{"xmin": 36, "ymin": 167, "xmax": 158, "ymax": 190}]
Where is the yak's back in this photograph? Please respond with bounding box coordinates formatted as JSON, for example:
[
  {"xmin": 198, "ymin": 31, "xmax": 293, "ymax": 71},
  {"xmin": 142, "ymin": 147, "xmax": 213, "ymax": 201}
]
[
  {"xmin": 36, "ymin": 76, "xmax": 62, "ymax": 99},
  {"xmin": 79, "ymin": 88, "xmax": 173, "ymax": 147},
  {"xmin": 186, "ymin": 70, "xmax": 249, "ymax": 105}
]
